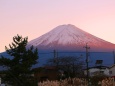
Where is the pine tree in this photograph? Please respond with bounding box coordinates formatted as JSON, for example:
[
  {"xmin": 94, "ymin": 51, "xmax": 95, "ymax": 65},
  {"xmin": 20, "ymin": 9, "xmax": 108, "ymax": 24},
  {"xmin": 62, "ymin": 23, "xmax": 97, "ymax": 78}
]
[{"xmin": 0, "ymin": 34, "xmax": 38, "ymax": 86}]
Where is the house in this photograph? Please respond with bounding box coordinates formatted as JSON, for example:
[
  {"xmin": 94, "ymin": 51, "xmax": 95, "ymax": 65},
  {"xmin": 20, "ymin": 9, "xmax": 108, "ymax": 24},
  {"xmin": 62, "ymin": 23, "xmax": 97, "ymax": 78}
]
[
  {"xmin": 109, "ymin": 64, "xmax": 115, "ymax": 78},
  {"xmin": 84, "ymin": 66, "xmax": 110, "ymax": 77},
  {"xmin": 84, "ymin": 60, "xmax": 110, "ymax": 77},
  {"xmin": 33, "ymin": 66, "xmax": 60, "ymax": 81}
]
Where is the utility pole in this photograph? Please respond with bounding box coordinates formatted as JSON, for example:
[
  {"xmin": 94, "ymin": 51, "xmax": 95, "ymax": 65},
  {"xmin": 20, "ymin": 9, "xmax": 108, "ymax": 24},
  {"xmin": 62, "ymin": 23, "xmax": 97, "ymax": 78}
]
[
  {"xmin": 53, "ymin": 50, "xmax": 58, "ymax": 66},
  {"xmin": 53, "ymin": 50, "xmax": 56, "ymax": 64},
  {"xmin": 84, "ymin": 43, "xmax": 90, "ymax": 85}
]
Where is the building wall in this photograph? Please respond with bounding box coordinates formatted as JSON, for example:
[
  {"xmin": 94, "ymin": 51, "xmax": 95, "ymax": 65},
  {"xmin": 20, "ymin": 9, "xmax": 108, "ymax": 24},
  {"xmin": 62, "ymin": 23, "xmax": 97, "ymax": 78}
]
[
  {"xmin": 84, "ymin": 68, "xmax": 110, "ymax": 77},
  {"xmin": 109, "ymin": 65, "xmax": 115, "ymax": 77}
]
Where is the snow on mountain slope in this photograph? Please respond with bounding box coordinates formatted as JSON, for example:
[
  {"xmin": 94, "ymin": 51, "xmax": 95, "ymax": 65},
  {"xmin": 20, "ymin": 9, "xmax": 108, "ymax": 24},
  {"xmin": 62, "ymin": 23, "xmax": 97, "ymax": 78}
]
[{"xmin": 27, "ymin": 24, "xmax": 115, "ymax": 51}]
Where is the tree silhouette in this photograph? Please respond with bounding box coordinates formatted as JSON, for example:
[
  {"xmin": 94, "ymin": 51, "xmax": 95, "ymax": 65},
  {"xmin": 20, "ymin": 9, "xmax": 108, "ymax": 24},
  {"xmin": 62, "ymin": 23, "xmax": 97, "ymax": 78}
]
[
  {"xmin": 47, "ymin": 56, "xmax": 84, "ymax": 78},
  {"xmin": 0, "ymin": 34, "xmax": 38, "ymax": 86}
]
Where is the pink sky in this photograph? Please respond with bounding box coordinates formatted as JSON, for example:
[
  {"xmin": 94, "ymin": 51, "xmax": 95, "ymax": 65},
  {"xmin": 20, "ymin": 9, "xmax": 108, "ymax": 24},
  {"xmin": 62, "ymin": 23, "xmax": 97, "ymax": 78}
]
[{"xmin": 0, "ymin": 0, "xmax": 115, "ymax": 52}]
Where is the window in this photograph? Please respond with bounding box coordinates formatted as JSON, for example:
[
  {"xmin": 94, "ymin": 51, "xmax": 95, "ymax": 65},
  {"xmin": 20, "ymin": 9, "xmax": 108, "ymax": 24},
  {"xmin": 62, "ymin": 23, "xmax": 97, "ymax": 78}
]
[{"xmin": 100, "ymin": 71, "xmax": 104, "ymax": 74}]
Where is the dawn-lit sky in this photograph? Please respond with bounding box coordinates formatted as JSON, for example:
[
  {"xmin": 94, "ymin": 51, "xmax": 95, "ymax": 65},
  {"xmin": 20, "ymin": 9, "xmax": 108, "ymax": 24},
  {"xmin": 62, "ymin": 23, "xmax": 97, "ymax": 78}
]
[{"xmin": 0, "ymin": 0, "xmax": 115, "ymax": 52}]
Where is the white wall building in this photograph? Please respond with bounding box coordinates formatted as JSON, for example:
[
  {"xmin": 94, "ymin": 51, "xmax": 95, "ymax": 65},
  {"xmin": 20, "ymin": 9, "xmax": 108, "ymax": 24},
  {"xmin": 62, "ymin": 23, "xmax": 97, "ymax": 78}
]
[
  {"xmin": 84, "ymin": 66, "xmax": 110, "ymax": 77},
  {"xmin": 109, "ymin": 64, "xmax": 115, "ymax": 77}
]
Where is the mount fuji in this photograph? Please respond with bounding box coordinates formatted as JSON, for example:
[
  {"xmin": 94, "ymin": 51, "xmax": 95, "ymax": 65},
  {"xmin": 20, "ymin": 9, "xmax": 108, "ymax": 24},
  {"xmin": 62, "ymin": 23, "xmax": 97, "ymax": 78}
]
[
  {"xmin": 1, "ymin": 24, "xmax": 115, "ymax": 67},
  {"xmin": 27, "ymin": 24, "xmax": 115, "ymax": 52}
]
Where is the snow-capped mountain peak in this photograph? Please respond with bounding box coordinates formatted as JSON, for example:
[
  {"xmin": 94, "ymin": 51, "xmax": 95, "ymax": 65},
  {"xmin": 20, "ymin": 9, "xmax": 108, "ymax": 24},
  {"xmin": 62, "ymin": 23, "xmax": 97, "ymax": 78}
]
[{"xmin": 27, "ymin": 24, "xmax": 115, "ymax": 51}]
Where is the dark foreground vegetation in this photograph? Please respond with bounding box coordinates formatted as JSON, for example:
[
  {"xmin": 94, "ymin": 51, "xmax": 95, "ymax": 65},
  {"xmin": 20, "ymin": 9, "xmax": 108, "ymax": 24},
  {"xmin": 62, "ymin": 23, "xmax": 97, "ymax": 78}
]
[{"xmin": 0, "ymin": 34, "xmax": 38, "ymax": 86}]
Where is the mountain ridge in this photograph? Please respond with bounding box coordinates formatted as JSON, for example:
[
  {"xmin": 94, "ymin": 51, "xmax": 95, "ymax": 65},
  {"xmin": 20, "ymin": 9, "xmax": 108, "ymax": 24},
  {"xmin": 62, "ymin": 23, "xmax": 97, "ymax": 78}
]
[{"xmin": 27, "ymin": 24, "xmax": 115, "ymax": 52}]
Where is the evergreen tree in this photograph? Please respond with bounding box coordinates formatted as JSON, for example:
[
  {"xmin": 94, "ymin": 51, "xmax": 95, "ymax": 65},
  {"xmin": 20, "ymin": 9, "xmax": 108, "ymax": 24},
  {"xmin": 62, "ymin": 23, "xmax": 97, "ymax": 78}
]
[{"xmin": 0, "ymin": 34, "xmax": 38, "ymax": 86}]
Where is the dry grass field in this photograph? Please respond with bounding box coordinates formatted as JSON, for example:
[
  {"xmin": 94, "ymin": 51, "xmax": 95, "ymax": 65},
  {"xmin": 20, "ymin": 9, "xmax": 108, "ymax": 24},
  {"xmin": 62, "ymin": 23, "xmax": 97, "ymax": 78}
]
[{"xmin": 38, "ymin": 77, "xmax": 115, "ymax": 86}]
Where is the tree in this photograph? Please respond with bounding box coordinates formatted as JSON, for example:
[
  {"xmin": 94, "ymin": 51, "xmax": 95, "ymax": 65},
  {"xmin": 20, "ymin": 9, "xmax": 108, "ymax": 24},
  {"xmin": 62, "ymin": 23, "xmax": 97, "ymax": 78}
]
[
  {"xmin": 47, "ymin": 56, "xmax": 84, "ymax": 78},
  {"xmin": 0, "ymin": 34, "xmax": 38, "ymax": 86}
]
